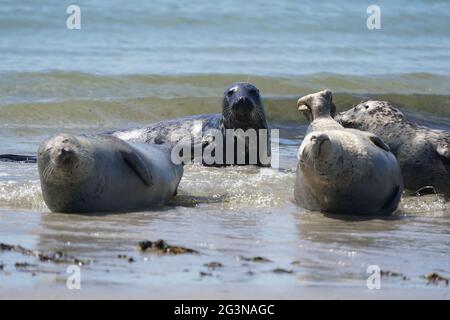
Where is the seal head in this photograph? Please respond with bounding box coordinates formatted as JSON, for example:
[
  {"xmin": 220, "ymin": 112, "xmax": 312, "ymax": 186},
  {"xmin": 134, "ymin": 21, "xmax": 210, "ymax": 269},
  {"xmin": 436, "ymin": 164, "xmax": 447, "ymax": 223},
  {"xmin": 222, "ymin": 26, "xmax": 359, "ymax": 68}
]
[
  {"xmin": 38, "ymin": 134, "xmax": 183, "ymax": 213},
  {"xmin": 298, "ymin": 132, "xmax": 341, "ymax": 176},
  {"xmin": 111, "ymin": 82, "xmax": 271, "ymax": 167},
  {"xmin": 297, "ymin": 89, "xmax": 341, "ymax": 133},
  {"xmin": 336, "ymin": 101, "xmax": 405, "ymax": 131},
  {"xmin": 222, "ymin": 82, "xmax": 268, "ymax": 130},
  {"xmin": 38, "ymin": 134, "xmax": 94, "ymax": 185},
  {"xmin": 335, "ymin": 100, "xmax": 450, "ymax": 195},
  {"xmin": 297, "ymin": 89, "xmax": 337, "ymax": 122}
]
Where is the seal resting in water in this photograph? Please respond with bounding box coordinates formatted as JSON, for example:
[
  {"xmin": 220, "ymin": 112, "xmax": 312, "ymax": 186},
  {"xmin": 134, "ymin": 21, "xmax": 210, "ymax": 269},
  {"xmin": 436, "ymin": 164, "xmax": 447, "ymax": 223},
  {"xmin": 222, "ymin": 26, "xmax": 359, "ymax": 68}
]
[
  {"xmin": 295, "ymin": 90, "xmax": 403, "ymax": 215},
  {"xmin": 335, "ymin": 101, "xmax": 450, "ymax": 196},
  {"xmin": 112, "ymin": 82, "xmax": 271, "ymax": 166},
  {"xmin": 2, "ymin": 83, "xmax": 271, "ymax": 166},
  {"xmin": 38, "ymin": 134, "xmax": 183, "ymax": 213}
]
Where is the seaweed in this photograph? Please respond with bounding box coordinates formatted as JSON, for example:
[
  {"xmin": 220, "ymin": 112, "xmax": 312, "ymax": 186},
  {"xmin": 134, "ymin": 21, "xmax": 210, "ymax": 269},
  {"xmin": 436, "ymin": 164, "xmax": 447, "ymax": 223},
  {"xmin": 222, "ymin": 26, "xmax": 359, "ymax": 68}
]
[
  {"xmin": 137, "ymin": 240, "xmax": 198, "ymax": 255},
  {"xmin": 0, "ymin": 242, "xmax": 91, "ymax": 265},
  {"xmin": 118, "ymin": 254, "xmax": 135, "ymax": 263},
  {"xmin": 423, "ymin": 272, "xmax": 449, "ymax": 285},
  {"xmin": 272, "ymin": 268, "xmax": 294, "ymax": 274},
  {"xmin": 204, "ymin": 262, "xmax": 223, "ymax": 270},
  {"xmin": 380, "ymin": 270, "xmax": 409, "ymax": 281},
  {"xmin": 237, "ymin": 255, "xmax": 272, "ymax": 263}
]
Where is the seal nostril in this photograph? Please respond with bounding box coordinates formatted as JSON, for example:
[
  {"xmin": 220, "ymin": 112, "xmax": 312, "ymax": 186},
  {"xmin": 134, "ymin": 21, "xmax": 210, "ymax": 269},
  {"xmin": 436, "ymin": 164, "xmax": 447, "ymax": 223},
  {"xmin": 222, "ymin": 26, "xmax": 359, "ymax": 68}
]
[
  {"xmin": 58, "ymin": 147, "xmax": 75, "ymax": 159},
  {"xmin": 233, "ymin": 96, "xmax": 253, "ymax": 110},
  {"xmin": 61, "ymin": 147, "xmax": 71, "ymax": 154}
]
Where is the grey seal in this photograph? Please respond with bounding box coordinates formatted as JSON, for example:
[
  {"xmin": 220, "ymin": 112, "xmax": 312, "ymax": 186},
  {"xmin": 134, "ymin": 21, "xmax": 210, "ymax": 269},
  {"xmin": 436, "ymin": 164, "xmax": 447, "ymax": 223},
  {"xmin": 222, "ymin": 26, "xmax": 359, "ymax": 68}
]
[
  {"xmin": 112, "ymin": 82, "xmax": 271, "ymax": 166},
  {"xmin": 295, "ymin": 90, "xmax": 404, "ymax": 215},
  {"xmin": 38, "ymin": 134, "xmax": 183, "ymax": 213},
  {"xmin": 335, "ymin": 100, "xmax": 450, "ymax": 196},
  {"xmin": 2, "ymin": 83, "xmax": 271, "ymax": 166}
]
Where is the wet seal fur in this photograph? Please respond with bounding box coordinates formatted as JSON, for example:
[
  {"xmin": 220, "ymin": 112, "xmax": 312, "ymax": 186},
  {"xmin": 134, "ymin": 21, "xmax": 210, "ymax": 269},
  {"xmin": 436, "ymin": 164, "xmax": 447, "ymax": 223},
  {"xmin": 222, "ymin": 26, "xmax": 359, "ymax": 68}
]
[
  {"xmin": 38, "ymin": 134, "xmax": 183, "ymax": 213},
  {"xmin": 295, "ymin": 90, "xmax": 404, "ymax": 215},
  {"xmin": 335, "ymin": 101, "xmax": 450, "ymax": 196},
  {"xmin": 112, "ymin": 82, "xmax": 271, "ymax": 166}
]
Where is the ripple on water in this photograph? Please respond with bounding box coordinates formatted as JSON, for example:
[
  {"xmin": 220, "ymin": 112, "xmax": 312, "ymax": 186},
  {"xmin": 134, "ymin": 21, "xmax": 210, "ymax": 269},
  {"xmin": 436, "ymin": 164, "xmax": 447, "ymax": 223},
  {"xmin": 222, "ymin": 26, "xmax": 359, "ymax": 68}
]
[
  {"xmin": 399, "ymin": 194, "xmax": 448, "ymax": 217},
  {"xmin": 0, "ymin": 179, "xmax": 45, "ymax": 211},
  {"xmin": 176, "ymin": 165, "xmax": 296, "ymax": 210}
]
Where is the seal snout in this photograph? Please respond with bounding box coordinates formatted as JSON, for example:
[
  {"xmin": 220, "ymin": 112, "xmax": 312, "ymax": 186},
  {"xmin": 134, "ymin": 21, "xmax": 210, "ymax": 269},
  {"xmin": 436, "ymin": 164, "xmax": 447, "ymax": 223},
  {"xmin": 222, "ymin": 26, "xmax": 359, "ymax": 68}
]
[
  {"xmin": 49, "ymin": 136, "xmax": 79, "ymax": 166},
  {"xmin": 309, "ymin": 133, "xmax": 331, "ymax": 157},
  {"xmin": 233, "ymin": 96, "xmax": 255, "ymax": 111},
  {"xmin": 297, "ymin": 89, "xmax": 336, "ymax": 120},
  {"xmin": 54, "ymin": 145, "xmax": 78, "ymax": 166},
  {"xmin": 297, "ymin": 98, "xmax": 310, "ymax": 113},
  {"xmin": 310, "ymin": 133, "xmax": 330, "ymax": 143},
  {"xmin": 58, "ymin": 146, "xmax": 75, "ymax": 159},
  {"xmin": 311, "ymin": 133, "xmax": 331, "ymax": 155}
]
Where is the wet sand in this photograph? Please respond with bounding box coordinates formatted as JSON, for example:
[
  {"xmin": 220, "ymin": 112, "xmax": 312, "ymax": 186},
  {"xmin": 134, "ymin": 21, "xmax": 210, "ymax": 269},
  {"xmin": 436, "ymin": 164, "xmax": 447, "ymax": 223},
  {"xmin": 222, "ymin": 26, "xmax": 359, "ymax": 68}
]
[{"xmin": 1, "ymin": 184, "xmax": 449, "ymax": 299}]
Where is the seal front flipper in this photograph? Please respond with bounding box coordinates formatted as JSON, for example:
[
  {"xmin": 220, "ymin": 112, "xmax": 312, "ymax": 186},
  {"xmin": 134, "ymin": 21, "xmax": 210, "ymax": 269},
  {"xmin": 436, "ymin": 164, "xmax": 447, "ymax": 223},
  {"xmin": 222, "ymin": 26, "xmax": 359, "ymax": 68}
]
[
  {"xmin": 358, "ymin": 131, "xmax": 391, "ymax": 152},
  {"xmin": 347, "ymin": 129, "xmax": 391, "ymax": 152},
  {"xmin": 120, "ymin": 148, "xmax": 152, "ymax": 186},
  {"xmin": 368, "ymin": 135, "xmax": 390, "ymax": 152},
  {"xmin": 379, "ymin": 185, "xmax": 403, "ymax": 215}
]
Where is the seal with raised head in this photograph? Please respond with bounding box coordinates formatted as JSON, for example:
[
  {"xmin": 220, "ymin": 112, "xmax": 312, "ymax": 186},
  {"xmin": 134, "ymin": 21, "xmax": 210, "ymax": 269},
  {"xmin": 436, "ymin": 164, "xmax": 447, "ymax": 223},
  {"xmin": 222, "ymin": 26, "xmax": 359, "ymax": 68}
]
[
  {"xmin": 112, "ymin": 82, "xmax": 271, "ymax": 167},
  {"xmin": 38, "ymin": 134, "xmax": 183, "ymax": 213},
  {"xmin": 2, "ymin": 83, "xmax": 271, "ymax": 166},
  {"xmin": 295, "ymin": 90, "xmax": 403, "ymax": 215},
  {"xmin": 335, "ymin": 101, "xmax": 450, "ymax": 196}
]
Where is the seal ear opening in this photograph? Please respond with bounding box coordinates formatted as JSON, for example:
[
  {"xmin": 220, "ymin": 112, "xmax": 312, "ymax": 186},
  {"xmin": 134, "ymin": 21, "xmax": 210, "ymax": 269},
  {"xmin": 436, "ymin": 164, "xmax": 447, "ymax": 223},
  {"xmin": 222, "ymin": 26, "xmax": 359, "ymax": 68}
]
[{"xmin": 120, "ymin": 149, "xmax": 152, "ymax": 186}]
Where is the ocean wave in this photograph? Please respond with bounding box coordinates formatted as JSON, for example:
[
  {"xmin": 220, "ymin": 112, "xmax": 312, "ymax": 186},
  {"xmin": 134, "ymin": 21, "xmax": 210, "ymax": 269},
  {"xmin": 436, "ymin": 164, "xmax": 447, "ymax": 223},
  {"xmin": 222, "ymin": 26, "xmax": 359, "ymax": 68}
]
[
  {"xmin": 0, "ymin": 72, "xmax": 449, "ymax": 127},
  {"xmin": 0, "ymin": 179, "xmax": 46, "ymax": 211},
  {"xmin": 1, "ymin": 72, "xmax": 450, "ymax": 105}
]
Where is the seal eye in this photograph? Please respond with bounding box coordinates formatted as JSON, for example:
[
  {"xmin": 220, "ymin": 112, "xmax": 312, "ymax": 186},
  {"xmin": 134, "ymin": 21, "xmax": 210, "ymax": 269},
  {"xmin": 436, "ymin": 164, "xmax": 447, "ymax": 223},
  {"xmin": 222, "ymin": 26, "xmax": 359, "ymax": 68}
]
[
  {"xmin": 227, "ymin": 89, "xmax": 235, "ymax": 97},
  {"xmin": 249, "ymin": 88, "xmax": 259, "ymax": 96}
]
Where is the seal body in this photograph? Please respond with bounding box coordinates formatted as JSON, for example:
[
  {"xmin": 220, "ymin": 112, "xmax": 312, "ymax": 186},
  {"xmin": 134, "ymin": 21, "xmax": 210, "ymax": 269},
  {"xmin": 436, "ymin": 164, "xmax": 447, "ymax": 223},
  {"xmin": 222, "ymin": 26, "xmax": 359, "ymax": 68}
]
[
  {"xmin": 38, "ymin": 134, "xmax": 183, "ymax": 213},
  {"xmin": 335, "ymin": 101, "xmax": 450, "ymax": 195},
  {"xmin": 112, "ymin": 83, "xmax": 271, "ymax": 167},
  {"xmin": 295, "ymin": 90, "xmax": 403, "ymax": 215}
]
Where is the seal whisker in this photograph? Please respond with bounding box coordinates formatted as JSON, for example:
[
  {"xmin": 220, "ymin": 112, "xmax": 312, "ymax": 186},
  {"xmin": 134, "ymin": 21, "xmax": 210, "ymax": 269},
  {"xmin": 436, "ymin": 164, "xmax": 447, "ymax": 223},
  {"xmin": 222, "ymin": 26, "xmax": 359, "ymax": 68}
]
[{"xmin": 42, "ymin": 162, "xmax": 55, "ymax": 181}]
